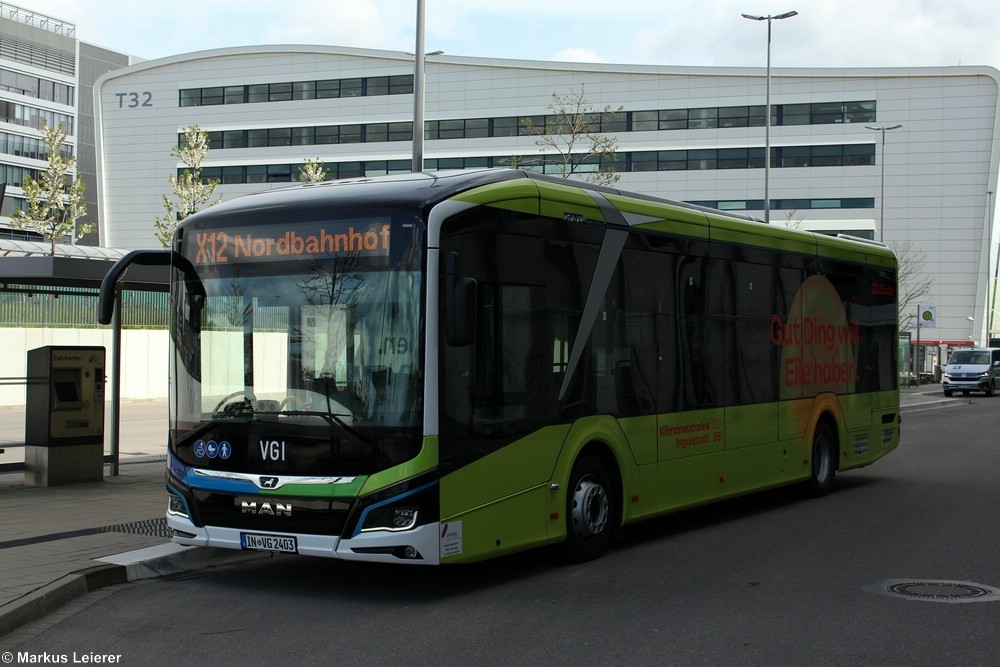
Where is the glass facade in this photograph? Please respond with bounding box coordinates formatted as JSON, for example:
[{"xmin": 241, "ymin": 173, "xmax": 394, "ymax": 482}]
[
  {"xmin": 195, "ymin": 144, "xmax": 874, "ymax": 188},
  {"xmin": 179, "ymin": 75, "xmax": 414, "ymax": 107},
  {"xmin": 194, "ymin": 100, "xmax": 877, "ymax": 149}
]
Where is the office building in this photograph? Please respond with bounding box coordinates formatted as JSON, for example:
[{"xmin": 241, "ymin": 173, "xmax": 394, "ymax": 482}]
[
  {"xmin": 0, "ymin": 3, "xmax": 134, "ymax": 244},
  {"xmin": 92, "ymin": 45, "xmax": 999, "ymax": 348}
]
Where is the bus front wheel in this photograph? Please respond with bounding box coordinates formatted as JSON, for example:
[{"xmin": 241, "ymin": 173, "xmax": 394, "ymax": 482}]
[
  {"xmin": 563, "ymin": 453, "xmax": 617, "ymax": 562},
  {"xmin": 807, "ymin": 421, "xmax": 837, "ymax": 497}
]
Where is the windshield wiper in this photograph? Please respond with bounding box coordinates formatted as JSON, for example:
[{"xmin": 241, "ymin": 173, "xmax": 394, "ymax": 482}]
[{"xmin": 274, "ymin": 410, "xmax": 377, "ymax": 452}]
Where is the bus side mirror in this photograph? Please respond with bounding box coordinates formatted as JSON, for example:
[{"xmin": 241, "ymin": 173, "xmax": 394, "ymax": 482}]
[{"xmin": 443, "ymin": 252, "xmax": 476, "ymax": 347}]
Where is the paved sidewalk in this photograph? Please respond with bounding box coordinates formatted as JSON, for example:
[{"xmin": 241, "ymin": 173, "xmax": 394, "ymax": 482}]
[
  {"xmin": 0, "ymin": 461, "xmax": 167, "ymax": 611},
  {"xmin": 0, "ymin": 400, "xmax": 262, "ymax": 640},
  {"xmin": 0, "ymin": 387, "xmax": 958, "ymax": 639}
]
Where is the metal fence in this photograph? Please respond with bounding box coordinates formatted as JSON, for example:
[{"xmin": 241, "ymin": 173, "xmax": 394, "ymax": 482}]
[{"xmin": 0, "ymin": 287, "xmax": 169, "ymax": 328}]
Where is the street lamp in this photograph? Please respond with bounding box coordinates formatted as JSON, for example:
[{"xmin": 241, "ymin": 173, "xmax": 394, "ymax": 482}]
[
  {"xmin": 865, "ymin": 123, "xmax": 903, "ymax": 242},
  {"xmin": 412, "ymin": 0, "xmax": 427, "ymax": 173},
  {"xmin": 742, "ymin": 10, "xmax": 797, "ymax": 224}
]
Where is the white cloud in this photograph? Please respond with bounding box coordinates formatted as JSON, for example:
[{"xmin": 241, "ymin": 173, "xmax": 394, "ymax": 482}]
[{"xmin": 8, "ymin": 0, "xmax": 1000, "ymax": 70}]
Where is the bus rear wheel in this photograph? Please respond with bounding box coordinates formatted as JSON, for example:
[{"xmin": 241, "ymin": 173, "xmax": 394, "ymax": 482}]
[
  {"xmin": 563, "ymin": 453, "xmax": 617, "ymax": 562},
  {"xmin": 807, "ymin": 421, "xmax": 837, "ymax": 497}
]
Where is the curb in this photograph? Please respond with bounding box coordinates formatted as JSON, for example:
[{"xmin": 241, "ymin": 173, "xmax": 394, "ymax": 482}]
[
  {"xmin": 0, "ymin": 565, "xmax": 126, "ymax": 640},
  {"xmin": 0, "ymin": 545, "xmax": 268, "ymax": 640}
]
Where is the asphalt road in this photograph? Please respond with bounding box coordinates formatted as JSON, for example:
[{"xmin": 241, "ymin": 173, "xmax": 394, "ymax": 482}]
[{"xmin": 5, "ymin": 397, "xmax": 1000, "ymax": 666}]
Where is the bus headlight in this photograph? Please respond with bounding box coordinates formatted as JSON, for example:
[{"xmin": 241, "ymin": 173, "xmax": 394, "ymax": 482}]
[
  {"xmin": 362, "ymin": 506, "xmax": 419, "ymax": 532},
  {"xmin": 167, "ymin": 491, "xmax": 189, "ymax": 518},
  {"xmin": 344, "ymin": 475, "xmax": 439, "ymax": 538}
]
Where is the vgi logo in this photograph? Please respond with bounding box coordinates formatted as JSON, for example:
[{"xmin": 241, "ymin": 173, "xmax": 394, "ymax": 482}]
[
  {"xmin": 259, "ymin": 476, "xmax": 280, "ymax": 488},
  {"xmin": 260, "ymin": 439, "xmax": 286, "ymax": 461},
  {"xmin": 240, "ymin": 499, "xmax": 292, "ymax": 516}
]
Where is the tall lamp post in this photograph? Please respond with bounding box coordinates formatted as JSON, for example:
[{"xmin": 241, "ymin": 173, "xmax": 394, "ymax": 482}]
[
  {"xmin": 865, "ymin": 123, "xmax": 903, "ymax": 242},
  {"xmin": 741, "ymin": 10, "xmax": 797, "ymax": 224},
  {"xmin": 412, "ymin": 0, "xmax": 427, "ymax": 173},
  {"xmin": 411, "ymin": 0, "xmax": 442, "ymax": 173}
]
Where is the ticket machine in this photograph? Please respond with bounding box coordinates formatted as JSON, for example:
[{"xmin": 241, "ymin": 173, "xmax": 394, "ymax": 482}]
[{"xmin": 24, "ymin": 346, "xmax": 105, "ymax": 485}]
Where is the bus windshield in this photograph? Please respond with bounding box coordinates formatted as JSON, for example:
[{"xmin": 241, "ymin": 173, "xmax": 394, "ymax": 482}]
[{"xmin": 169, "ymin": 213, "xmax": 424, "ymax": 439}]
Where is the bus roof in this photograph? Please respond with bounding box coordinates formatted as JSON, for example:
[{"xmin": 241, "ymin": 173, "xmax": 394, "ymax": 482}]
[
  {"xmin": 176, "ymin": 169, "xmax": 895, "ymax": 267},
  {"xmin": 179, "ymin": 168, "xmax": 755, "ymax": 225}
]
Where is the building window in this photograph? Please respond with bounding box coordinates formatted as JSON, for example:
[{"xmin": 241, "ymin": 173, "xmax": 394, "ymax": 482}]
[
  {"xmin": 201, "ymin": 87, "xmax": 224, "ymax": 106},
  {"xmin": 248, "ymin": 84, "xmax": 269, "ymax": 103},
  {"xmin": 340, "ymin": 125, "xmax": 362, "ymax": 143},
  {"xmin": 689, "ymin": 198, "xmax": 874, "ymax": 211},
  {"xmin": 189, "ymin": 145, "xmax": 877, "ymax": 188},
  {"xmin": 366, "ymin": 77, "xmax": 390, "ymax": 96},
  {"xmin": 492, "ymin": 117, "xmax": 517, "ymax": 137},
  {"xmin": 688, "ymin": 108, "xmax": 718, "ymax": 129},
  {"xmin": 291, "ymin": 127, "xmax": 314, "ymax": 145},
  {"xmin": 389, "ymin": 75, "xmax": 414, "ymax": 94},
  {"xmin": 268, "ymin": 83, "xmax": 292, "ymax": 102},
  {"xmin": 179, "ymin": 89, "xmax": 201, "ymax": 107},
  {"xmin": 719, "ymin": 106, "xmax": 750, "ymax": 128},
  {"xmin": 268, "ymin": 128, "xmax": 291, "ymax": 147},
  {"xmin": 316, "ymin": 80, "xmax": 340, "ymax": 99},
  {"xmin": 293, "ymin": 81, "xmax": 315, "ymax": 100},
  {"xmin": 315, "ymin": 125, "xmax": 339, "ymax": 144},
  {"xmin": 632, "ymin": 111, "xmax": 658, "ymax": 132},
  {"xmin": 843, "ymin": 144, "xmax": 875, "ymax": 166},
  {"xmin": 223, "ymin": 130, "xmax": 245, "ymax": 149},
  {"xmin": 718, "ymin": 148, "xmax": 749, "ymax": 169},
  {"xmin": 0, "ymin": 68, "xmax": 74, "ymax": 106},
  {"xmin": 267, "ymin": 164, "xmax": 291, "ymax": 182},
  {"xmin": 688, "ymin": 149, "xmax": 717, "ymax": 170},
  {"xmin": 224, "ymin": 86, "xmax": 245, "ymax": 104},
  {"xmin": 659, "ymin": 109, "xmax": 688, "ymax": 130},
  {"xmin": 178, "ymin": 75, "xmax": 414, "ymax": 107},
  {"xmin": 247, "ymin": 129, "xmax": 267, "ymax": 148},
  {"xmin": 341, "ymin": 79, "xmax": 363, "ymax": 97},
  {"xmin": 387, "ymin": 122, "xmax": 412, "ymax": 142},
  {"xmin": 631, "ymin": 151, "xmax": 658, "ymax": 171}
]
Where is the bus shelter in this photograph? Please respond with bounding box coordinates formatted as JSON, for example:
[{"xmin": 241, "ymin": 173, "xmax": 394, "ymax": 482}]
[{"xmin": 0, "ymin": 240, "xmax": 168, "ymax": 476}]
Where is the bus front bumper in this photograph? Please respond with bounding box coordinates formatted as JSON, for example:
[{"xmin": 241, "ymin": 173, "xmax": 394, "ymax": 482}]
[{"xmin": 166, "ymin": 513, "xmax": 442, "ymax": 564}]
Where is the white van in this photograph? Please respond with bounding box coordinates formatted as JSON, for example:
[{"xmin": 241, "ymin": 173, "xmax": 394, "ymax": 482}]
[{"xmin": 942, "ymin": 348, "xmax": 1000, "ymax": 396}]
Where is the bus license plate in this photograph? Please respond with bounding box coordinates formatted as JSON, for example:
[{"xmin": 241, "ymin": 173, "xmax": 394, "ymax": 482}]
[{"xmin": 241, "ymin": 532, "xmax": 297, "ymax": 554}]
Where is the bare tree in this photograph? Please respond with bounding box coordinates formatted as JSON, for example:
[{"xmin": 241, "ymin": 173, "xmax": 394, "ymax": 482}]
[
  {"xmin": 516, "ymin": 85, "xmax": 624, "ymax": 186},
  {"xmin": 891, "ymin": 240, "xmax": 934, "ymax": 332},
  {"xmin": 154, "ymin": 125, "xmax": 221, "ymax": 247},
  {"xmin": 10, "ymin": 123, "xmax": 90, "ymax": 255},
  {"xmin": 781, "ymin": 209, "xmax": 805, "ymax": 229}
]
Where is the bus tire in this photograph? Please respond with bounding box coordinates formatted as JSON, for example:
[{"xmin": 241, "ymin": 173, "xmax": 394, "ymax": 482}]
[
  {"xmin": 563, "ymin": 452, "xmax": 617, "ymax": 562},
  {"xmin": 944, "ymin": 389, "xmax": 953, "ymax": 397},
  {"xmin": 807, "ymin": 421, "xmax": 837, "ymax": 497}
]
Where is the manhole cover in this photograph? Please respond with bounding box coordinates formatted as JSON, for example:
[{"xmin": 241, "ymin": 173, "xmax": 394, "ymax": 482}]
[{"xmin": 867, "ymin": 579, "xmax": 1000, "ymax": 603}]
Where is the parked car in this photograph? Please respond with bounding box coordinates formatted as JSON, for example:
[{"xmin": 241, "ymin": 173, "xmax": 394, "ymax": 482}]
[{"xmin": 942, "ymin": 348, "xmax": 1000, "ymax": 396}]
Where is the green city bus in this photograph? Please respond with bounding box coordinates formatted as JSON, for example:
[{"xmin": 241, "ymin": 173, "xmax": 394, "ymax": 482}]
[{"xmin": 101, "ymin": 169, "xmax": 900, "ymax": 564}]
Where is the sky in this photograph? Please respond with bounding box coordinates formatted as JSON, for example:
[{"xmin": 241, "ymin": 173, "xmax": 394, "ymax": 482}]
[{"xmin": 9, "ymin": 0, "xmax": 1000, "ymax": 71}]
